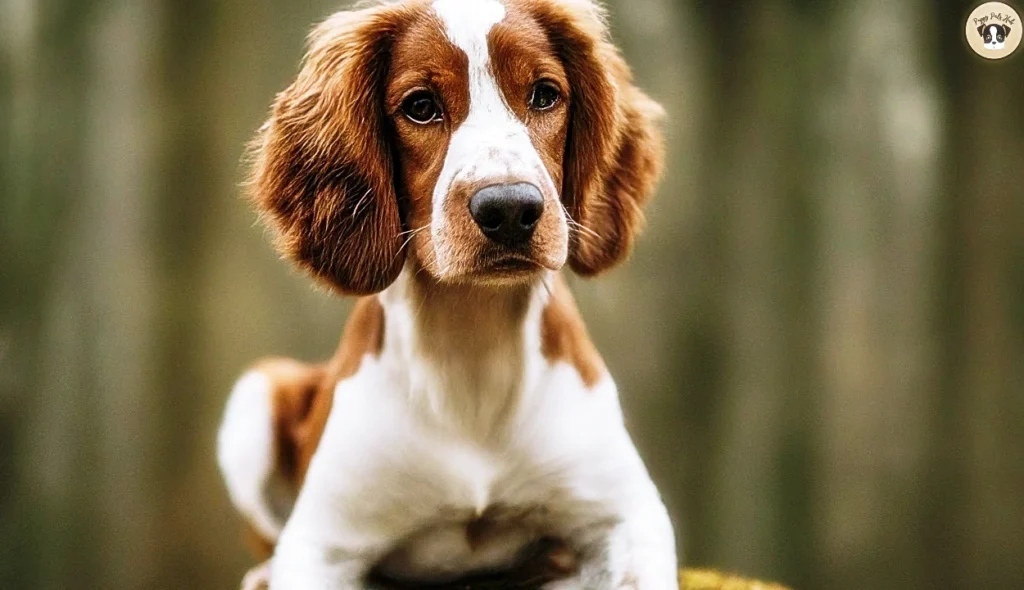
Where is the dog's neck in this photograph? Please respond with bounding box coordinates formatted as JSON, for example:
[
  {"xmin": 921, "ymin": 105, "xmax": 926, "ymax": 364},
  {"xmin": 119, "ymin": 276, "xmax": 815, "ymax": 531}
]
[{"xmin": 378, "ymin": 264, "xmax": 551, "ymax": 440}]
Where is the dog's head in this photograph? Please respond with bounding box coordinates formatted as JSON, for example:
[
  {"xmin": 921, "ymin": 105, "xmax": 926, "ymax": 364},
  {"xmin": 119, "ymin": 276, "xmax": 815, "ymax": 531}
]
[
  {"xmin": 978, "ymin": 23, "xmax": 1011, "ymax": 49},
  {"xmin": 249, "ymin": 0, "xmax": 664, "ymax": 294}
]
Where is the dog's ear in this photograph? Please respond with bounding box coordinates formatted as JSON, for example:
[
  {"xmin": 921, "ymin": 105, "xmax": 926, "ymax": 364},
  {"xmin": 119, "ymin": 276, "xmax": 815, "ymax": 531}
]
[
  {"xmin": 978, "ymin": 24, "xmax": 987, "ymax": 36},
  {"xmin": 249, "ymin": 6, "xmax": 411, "ymax": 295},
  {"xmin": 529, "ymin": 0, "xmax": 665, "ymax": 276},
  {"xmin": 1003, "ymin": 24, "xmax": 1012, "ymax": 37}
]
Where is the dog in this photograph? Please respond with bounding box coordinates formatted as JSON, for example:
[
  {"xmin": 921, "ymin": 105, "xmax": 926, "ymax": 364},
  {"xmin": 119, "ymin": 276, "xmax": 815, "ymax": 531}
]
[
  {"xmin": 217, "ymin": 0, "xmax": 675, "ymax": 588},
  {"xmin": 979, "ymin": 23, "xmax": 1011, "ymax": 50}
]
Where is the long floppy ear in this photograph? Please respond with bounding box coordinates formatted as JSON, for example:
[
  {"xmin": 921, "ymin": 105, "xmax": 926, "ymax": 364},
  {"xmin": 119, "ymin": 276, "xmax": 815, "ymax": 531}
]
[
  {"xmin": 249, "ymin": 6, "xmax": 411, "ymax": 295},
  {"xmin": 529, "ymin": 0, "xmax": 665, "ymax": 276},
  {"xmin": 978, "ymin": 24, "xmax": 987, "ymax": 36}
]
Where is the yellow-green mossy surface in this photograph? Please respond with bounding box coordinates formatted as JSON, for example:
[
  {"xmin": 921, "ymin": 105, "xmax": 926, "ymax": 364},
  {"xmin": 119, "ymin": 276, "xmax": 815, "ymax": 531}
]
[{"xmin": 682, "ymin": 568, "xmax": 791, "ymax": 590}]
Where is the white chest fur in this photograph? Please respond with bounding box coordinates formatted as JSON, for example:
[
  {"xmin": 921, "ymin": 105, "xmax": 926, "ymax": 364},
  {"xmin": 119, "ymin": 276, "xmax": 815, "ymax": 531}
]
[
  {"xmin": 292, "ymin": 352, "xmax": 633, "ymax": 580},
  {"xmin": 272, "ymin": 273, "xmax": 675, "ymax": 589}
]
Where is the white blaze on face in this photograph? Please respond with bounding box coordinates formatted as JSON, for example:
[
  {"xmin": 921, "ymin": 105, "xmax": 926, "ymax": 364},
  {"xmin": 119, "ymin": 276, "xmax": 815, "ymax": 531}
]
[
  {"xmin": 430, "ymin": 0, "xmax": 565, "ymax": 270},
  {"xmin": 986, "ymin": 25, "xmax": 1004, "ymax": 49}
]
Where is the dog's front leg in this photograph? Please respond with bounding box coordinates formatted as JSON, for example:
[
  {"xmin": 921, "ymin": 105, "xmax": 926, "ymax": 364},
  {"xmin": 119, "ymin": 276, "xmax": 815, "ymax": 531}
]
[
  {"xmin": 268, "ymin": 527, "xmax": 367, "ymax": 589},
  {"xmin": 264, "ymin": 360, "xmax": 426, "ymax": 590},
  {"xmin": 268, "ymin": 505, "xmax": 383, "ymax": 590},
  {"xmin": 265, "ymin": 451, "xmax": 399, "ymax": 590},
  {"xmin": 551, "ymin": 513, "xmax": 676, "ymax": 590},
  {"xmin": 552, "ymin": 511, "xmax": 677, "ymax": 590},
  {"xmin": 550, "ymin": 442, "xmax": 678, "ymax": 590},
  {"xmin": 604, "ymin": 494, "xmax": 678, "ymax": 590}
]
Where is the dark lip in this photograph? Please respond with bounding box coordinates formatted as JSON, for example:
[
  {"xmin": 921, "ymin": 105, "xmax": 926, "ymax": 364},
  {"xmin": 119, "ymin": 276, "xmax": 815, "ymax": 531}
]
[
  {"xmin": 492, "ymin": 256, "xmax": 539, "ymax": 270},
  {"xmin": 472, "ymin": 254, "xmax": 543, "ymax": 276}
]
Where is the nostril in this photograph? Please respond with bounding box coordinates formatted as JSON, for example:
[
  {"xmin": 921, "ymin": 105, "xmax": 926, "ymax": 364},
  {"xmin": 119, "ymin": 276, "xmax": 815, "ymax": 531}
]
[
  {"xmin": 519, "ymin": 204, "xmax": 541, "ymax": 229},
  {"xmin": 478, "ymin": 208, "xmax": 505, "ymax": 232}
]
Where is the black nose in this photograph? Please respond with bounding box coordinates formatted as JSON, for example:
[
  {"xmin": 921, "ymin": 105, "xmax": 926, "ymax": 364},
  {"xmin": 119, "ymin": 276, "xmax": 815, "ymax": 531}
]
[{"xmin": 468, "ymin": 182, "xmax": 544, "ymax": 248}]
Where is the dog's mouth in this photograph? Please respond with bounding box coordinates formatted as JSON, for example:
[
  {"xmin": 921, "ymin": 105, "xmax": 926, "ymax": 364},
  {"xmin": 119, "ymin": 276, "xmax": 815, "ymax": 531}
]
[
  {"xmin": 449, "ymin": 247, "xmax": 562, "ymax": 286},
  {"xmin": 470, "ymin": 254, "xmax": 545, "ymax": 280},
  {"xmin": 490, "ymin": 256, "xmax": 541, "ymax": 272}
]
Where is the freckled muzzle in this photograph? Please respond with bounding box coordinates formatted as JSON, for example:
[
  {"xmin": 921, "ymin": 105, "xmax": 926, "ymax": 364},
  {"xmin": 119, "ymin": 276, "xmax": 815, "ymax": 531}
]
[
  {"xmin": 430, "ymin": 173, "xmax": 567, "ymax": 281},
  {"xmin": 429, "ymin": 135, "xmax": 569, "ymax": 279}
]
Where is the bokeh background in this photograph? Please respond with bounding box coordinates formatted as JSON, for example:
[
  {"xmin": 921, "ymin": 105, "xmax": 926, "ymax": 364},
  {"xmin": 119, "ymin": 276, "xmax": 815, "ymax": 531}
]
[{"xmin": 2, "ymin": 0, "xmax": 1023, "ymax": 588}]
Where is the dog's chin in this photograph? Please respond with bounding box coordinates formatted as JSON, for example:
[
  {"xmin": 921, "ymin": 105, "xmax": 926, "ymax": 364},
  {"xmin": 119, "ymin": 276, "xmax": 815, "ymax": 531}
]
[
  {"xmin": 434, "ymin": 250, "xmax": 565, "ymax": 289},
  {"xmin": 462, "ymin": 257, "xmax": 557, "ymax": 288},
  {"xmin": 468, "ymin": 262, "xmax": 548, "ymax": 288}
]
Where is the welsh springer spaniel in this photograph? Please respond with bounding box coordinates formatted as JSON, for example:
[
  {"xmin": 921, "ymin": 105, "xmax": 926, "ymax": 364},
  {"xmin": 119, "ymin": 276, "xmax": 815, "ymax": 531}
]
[{"xmin": 217, "ymin": 0, "xmax": 674, "ymax": 588}]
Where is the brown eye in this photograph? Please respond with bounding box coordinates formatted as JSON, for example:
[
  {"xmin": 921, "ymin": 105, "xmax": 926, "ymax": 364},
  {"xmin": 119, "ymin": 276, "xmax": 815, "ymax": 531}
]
[
  {"xmin": 529, "ymin": 82, "xmax": 560, "ymax": 111},
  {"xmin": 401, "ymin": 91, "xmax": 442, "ymax": 124}
]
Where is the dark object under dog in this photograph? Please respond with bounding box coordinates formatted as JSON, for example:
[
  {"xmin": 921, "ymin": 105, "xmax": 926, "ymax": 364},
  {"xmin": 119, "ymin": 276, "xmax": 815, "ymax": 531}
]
[{"xmin": 366, "ymin": 538, "xmax": 574, "ymax": 590}]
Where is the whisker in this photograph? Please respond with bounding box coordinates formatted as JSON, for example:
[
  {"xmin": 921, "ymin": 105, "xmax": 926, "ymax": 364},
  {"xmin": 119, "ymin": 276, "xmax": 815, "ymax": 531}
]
[
  {"xmin": 396, "ymin": 224, "xmax": 429, "ymax": 237},
  {"xmin": 541, "ymin": 275, "xmax": 554, "ymax": 299},
  {"xmin": 560, "ymin": 202, "xmax": 602, "ymax": 241},
  {"xmin": 567, "ymin": 219, "xmax": 601, "ymax": 240},
  {"xmin": 390, "ymin": 224, "xmax": 429, "ymax": 265}
]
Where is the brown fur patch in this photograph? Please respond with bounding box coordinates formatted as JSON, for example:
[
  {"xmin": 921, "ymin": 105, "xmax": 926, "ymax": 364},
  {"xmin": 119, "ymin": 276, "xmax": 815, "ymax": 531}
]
[
  {"xmin": 516, "ymin": 0, "xmax": 665, "ymax": 276},
  {"xmin": 251, "ymin": 357, "xmax": 327, "ymax": 484},
  {"xmin": 386, "ymin": 8, "xmax": 468, "ymax": 275},
  {"xmin": 244, "ymin": 523, "xmax": 276, "ymax": 561},
  {"xmin": 541, "ymin": 275, "xmax": 606, "ymax": 387},
  {"xmin": 248, "ymin": 4, "xmax": 419, "ymax": 295},
  {"xmin": 293, "ymin": 296, "xmax": 386, "ymax": 484},
  {"xmin": 243, "ymin": 297, "xmax": 385, "ymax": 553}
]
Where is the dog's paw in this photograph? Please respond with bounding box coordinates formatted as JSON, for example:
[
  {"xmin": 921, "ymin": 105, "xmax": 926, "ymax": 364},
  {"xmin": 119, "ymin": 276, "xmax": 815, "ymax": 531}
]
[{"xmin": 240, "ymin": 561, "xmax": 272, "ymax": 590}]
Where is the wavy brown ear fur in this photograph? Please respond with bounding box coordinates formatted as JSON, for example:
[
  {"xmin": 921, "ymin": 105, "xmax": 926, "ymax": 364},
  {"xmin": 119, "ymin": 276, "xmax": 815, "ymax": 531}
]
[
  {"xmin": 249, "ymin": 5, "xmax": 413, "ymax": 295},
  {"xmin": 525, "ymin": 0, "xmax": 665, "ymax": 276}
]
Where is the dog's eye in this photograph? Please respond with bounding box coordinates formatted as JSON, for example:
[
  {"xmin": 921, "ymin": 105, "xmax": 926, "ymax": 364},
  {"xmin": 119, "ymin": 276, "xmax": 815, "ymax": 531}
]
[
  {"xmin": 529, "ymin": 82, "xmax": 560, "ymax": 111},
  {"xmin": 401, "ymin": 91, "xmax": 442, "ymax": 124}
]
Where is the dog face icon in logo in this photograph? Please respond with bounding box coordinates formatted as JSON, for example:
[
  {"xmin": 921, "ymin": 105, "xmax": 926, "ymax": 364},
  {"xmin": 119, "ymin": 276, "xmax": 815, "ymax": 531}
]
[{"xmin": 978, "ymin": 23, "xmax": 1012, "ymax": 49}]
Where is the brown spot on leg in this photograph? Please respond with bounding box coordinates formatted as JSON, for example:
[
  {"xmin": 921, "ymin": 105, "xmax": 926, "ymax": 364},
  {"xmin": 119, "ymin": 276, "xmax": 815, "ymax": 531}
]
[
  {"xmin": 294, "ymin": 296, "xmax": 386, "ymax": 483},
  {"xmin": 243, "ymin": 523, "xmax": 276, "ymax": 562},
  {"xmin": 253, "ymin": 357, "xmax": 328, "ymax": 485},
  {"xmin": 540, "ymin": 274, "xmax": 606, "ymax": 387},
  {"xmin": 236, "ymin": 297, "xmax": 386, "ymax": 560}
]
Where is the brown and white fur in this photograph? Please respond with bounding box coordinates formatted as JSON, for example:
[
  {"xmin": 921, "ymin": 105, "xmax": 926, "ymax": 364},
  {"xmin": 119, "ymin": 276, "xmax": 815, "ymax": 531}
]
[{"xmin": 217, "ymin": 0, "xmax": 674, "ymax": 588}]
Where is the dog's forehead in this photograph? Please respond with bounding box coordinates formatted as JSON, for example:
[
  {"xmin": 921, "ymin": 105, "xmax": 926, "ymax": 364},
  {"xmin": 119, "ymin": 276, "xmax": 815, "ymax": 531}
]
[
  {"xmin": 433, "ymin": 0, "xmax": 507, "ymax": 53},
  {"xmin": 392, "ymin": 1, "xmax": 554, "ymax": 82},
  {"xmin": 389, "ymin": 7, "xmax": 463, "ymax": 75},
  {"xmin": 388, "ymin": 0, "xmax": 522, "ymax": 90}
]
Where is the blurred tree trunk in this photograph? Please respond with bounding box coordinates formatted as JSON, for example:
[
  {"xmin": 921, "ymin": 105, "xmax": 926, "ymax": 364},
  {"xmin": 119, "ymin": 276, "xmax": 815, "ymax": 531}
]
[
  {"xmin": 676, "ymin": 2, "xmax": 1019, "ymax": 589},
  {"xmin": 810, "ymin": 2, "xmax": 940, "ymax": 588},
  {"xmin": 20, "ymin": 2, "xmax": 164, "ymax": 589},
  {"xmin": 683, "ymin": 2, "xmax": 823, "ymax": 585},
  {"xmin": 1, "ymin": 1, "xmax": 346, "ymax": 589},
  {"xmin": 932, "ymin": 2, "xmax": 1024, "ymax": 588}
]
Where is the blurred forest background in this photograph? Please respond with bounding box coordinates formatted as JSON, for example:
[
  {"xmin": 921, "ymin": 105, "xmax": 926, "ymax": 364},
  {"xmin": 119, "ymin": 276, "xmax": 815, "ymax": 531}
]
[{"xmin": 2, "ymin": 0, "xmax": 1023, "ymax": 589}]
